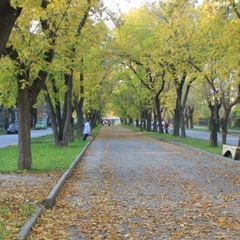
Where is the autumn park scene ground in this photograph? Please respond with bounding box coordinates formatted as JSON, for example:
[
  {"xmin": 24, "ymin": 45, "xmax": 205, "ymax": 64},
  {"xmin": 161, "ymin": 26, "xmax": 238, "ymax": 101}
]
[
  {"xmin": 0, "ymin": 125, "xmax": 239, "ymax": 239},
  {"xmin": 0, "ymin": 0, "xmax": 240, "ymax": 239}
]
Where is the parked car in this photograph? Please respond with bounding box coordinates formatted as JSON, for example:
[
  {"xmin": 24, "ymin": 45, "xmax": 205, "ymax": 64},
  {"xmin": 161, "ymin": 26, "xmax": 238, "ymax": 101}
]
[
  {"xmin": 7, "ymin": 124, "xmax": 18, "ymax": 134},
  {"xmin": 35, "ymin": 121, "xmax": 47, "ymax": 130}
]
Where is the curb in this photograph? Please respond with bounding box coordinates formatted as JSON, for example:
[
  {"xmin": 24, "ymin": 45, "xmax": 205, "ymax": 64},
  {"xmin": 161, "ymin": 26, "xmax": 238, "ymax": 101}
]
[
  {"xmin": 43, "ymin": 141, "xmax": 90, "ymax": 209},
  {"xmin": 17, "ymin": 141, "xmax": 91, "ymax": 240},
  {"xmin": 171, "ymin": 141, "xmax": 240, "ymax": 166},
  {"xmin": 18, "ymin": 208, "xmax": 44, "ymax": 240}
]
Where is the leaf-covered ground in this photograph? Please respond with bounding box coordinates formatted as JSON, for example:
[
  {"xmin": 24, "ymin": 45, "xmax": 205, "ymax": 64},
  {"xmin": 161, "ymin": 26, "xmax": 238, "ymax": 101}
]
[
  {"xmin": 28, "ymin": 126, "xmax": 240, "ymax": 239},
  {"xmin": 0, "ymin": 172, "xmax": 61, "ymax": 239},
  {"xmin": 1, "ymin": 126, "xmax": 239, "ymax": 239}
]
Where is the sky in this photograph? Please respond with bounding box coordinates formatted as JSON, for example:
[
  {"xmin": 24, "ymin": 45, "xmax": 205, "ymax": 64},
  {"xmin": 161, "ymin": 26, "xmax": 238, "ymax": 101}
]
[{"xmin": 103, "ymin": 0, "xmax": 147, "ymax": 14}]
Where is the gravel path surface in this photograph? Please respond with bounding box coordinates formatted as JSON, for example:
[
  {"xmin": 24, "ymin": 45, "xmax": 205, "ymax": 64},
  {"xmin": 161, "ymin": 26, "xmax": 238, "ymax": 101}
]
[{"xmin": 29, "ymin": 126, "xmax": 240, "ymax": 239}]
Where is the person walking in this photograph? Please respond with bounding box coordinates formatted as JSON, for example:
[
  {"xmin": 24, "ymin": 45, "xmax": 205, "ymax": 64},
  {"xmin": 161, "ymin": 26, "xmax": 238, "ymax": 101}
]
[{"xmin": 83, "ymin": 119, "xmax": 93, "ymax": 141}]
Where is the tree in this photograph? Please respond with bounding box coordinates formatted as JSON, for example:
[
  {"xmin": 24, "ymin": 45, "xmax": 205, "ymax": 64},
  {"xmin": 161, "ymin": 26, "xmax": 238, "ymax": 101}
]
[
  {"xmin": 189, "ymin": 1, "xmax": 240, "ymax": 147},
  {"xmin": 43, "ymin": 0, "xmax": 94, "ymax": 146},
  {"xmin": 109, "ymin": 71, "xmax": 146, "ymax": 129},
  {"xmin": 110, "ymin": 7, "xmax": 171, "ymax": 133},
  {"xmin": 150, "ymin": 0, "xmax": 198, "ymax": 138},
  {"xmin": 185, "ymin": 105, "xmax": 194, "ymax": 128},
  {"xmin": 0, "ymin": 0, "xmax": 95, "ymax": 169}
]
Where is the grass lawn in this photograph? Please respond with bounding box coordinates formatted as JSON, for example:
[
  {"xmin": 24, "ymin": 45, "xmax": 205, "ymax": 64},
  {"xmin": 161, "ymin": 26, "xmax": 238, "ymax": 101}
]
[
  {"xmin": 0, "ymin": 126, "xmax": 100, "ymax": 174},
  {"xmin": 124, "ymin": 125, "xmax": 223, "ymax": 156}
]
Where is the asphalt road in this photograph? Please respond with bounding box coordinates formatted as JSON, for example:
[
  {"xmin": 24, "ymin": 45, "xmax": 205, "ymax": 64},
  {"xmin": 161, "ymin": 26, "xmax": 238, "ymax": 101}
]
[
  {"xmin": 0, "ymin": 127, "xmax": 239, "ymax": 148},
  {"xmin": 0, "ymin": 128, "xmax": 53, "ymax": 148},
  {"xmin": 186, "ymin": 129, "xmax": 239, "ymax": 146}
]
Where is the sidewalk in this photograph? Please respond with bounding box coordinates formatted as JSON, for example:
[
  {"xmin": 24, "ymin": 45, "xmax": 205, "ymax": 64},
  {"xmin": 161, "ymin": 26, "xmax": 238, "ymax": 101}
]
[{"xmin": 28, "ymin": 125, "xmax": 240, "ymax": 239}]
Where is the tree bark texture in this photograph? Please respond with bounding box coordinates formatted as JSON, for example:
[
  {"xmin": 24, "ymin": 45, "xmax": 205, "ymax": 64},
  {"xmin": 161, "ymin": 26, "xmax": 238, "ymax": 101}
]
[
  {"xmin": 209, "ymin": 100, "xmax": 221, "ymax": 147},
  {"xmin": 62, "ymin": 73, "xmax": 73, "ymax": 145},
  {"xmin": 173, "ymin": 104, "xmax": 180, "ymax": 137},
  {"xmin": 221, "ymin": 109, "xmax": 231, "ymax": 145},
  {"xmin": 17, "ymin": 88, "xmax": 32, "ymax": 170},
  {"xmin": 185, "ymin": 111, "xmax": 189, "ymax": 129},
  {"xmin": 173, "ymin": 72, "xmax": 194, "ymax": 138},
  {"xmin": 146, "ymin": 110, "xmax": 152, "ymax": 132},
  {"xmin": 44, "ymin": 84, "xmax": 61, "ymax": 146},
  {"xmin": 74, "ymin": 66, "xmax": 85, "ymax": 138},
  {"xmin": 153, "ymin": 110, "xmax": 158, "ymax": 132},
  {"xmin": 155, "ymin": 95, "xmax": 164, "ymax": 134},
  {"xmin": 44, "ymin": 79, "xmax": 69, "ymax": 147},
  {"xmin": 0, "ymin": 0, "xmax": 22, "ymax": 57},
  {"xmin": 74, "ymin": 97, "xmax": 84, "ymax": 137},
  {"xmin": 189, "ymin": 106, "xmax": 194, "ymax": 129}
]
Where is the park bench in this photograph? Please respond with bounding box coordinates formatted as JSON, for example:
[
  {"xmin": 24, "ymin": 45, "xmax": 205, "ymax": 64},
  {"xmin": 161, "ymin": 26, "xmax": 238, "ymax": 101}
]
[{"xmin": 222, "ymin": 144, "xmax": 240, "ymax": 160}]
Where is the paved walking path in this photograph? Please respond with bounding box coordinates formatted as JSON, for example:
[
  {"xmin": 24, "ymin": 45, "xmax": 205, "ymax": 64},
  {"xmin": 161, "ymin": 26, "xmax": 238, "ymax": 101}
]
[{"xmin": 30, "ymin": 126, "xmax": 240, "ymax": 239}]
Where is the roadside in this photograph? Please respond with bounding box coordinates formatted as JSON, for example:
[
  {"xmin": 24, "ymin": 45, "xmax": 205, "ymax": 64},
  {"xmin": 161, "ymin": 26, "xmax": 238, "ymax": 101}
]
[
  {"xmin": 28, "ymin": 125, "xmax": 240, "ymax": 239},
  {"xmin": 1, "ymin": 125, "xmax": 239, "ymax": 239},
  {"xmin": 0, "ymin": 172, "xmax": 61, "ymax": 239},
  {"xmin": 0, "ymin": 128, "xmax": 99, "ymax": 239}
]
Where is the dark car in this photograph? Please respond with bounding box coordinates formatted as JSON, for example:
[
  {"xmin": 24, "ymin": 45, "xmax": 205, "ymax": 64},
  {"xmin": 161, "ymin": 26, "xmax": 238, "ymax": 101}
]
[{"xmin": 7, "ymin": 124, "xmax": 18, "ymax": 134}]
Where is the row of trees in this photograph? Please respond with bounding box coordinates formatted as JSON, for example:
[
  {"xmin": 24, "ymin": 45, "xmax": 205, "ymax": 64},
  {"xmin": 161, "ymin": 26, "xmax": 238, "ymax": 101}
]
[
  {"xmin": 0, "ymin": 0, "xmax": 115, "ymax": 170},
  {"xmin": 107, "ymin": 0, "xmax": 240, "ymax": 146},
  {"xmin": 0, "ymin": 0, "xmax": 239, "ymax": 170}
]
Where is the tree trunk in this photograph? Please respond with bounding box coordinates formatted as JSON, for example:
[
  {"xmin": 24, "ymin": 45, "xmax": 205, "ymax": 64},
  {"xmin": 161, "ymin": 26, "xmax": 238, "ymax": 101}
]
[
  {"xmin": 173, "ymin": 102, "xmax": 180, "ymax": 136},
  {"xmin": 0, "ymin": 1, "xmax": 22, "ymax": 57},
  {"xmin": 74, "ymin": 59, "xmax": 85, "ymax": 137},
  {"xmin": 146, "ymin": 111, "xmax": 152, "ymax": 132},
  {"xmin": 43, "ymin": 78, "xmax": 69, "ymax": 147},
  {"xmin": 180, "ymin": 111, "xmax": 186, "ymax": 139},
  {"xmin": 44, "ymin": 73, "xmax": 74, "ymax": 147},
  {"xmin": 143, "ymin": 110, "xmax": 147, "ymax": 130},
  {"xmin": 220, "ymin": 81, "xmax": 240, "ymax": 144},
  {"xmin": 74, "ymin": 97, "xmax": 84, "ymax": 137},
  {"xmin": 139, "ymin": 111, "xmax": 144, "ymax": 131},
  {"xmin": 185, "ymin": 110, "xmax": 189, "ymax": 129},
  {"xmin": 62, "ymin": 73, "xmax": 73, "ymax": 145},
  {"xmin": 185, "ymin": 105, "xmax": 194, "ymax": 129},
  {"xmin": 7, "ymin": 46, "xmax": 34, "ymax": 170},
  {"xmin": 221, "ymin": 117, "xmax": 227, "ymax": 145},
  {"xmin": 17, "ymin": 88, "xmax": 32, "ymax": 170},
  {"xmin": 173, "ymin": 82, "xmax": 183, "ymax": 137},
  {"xmin": 189, "ymin": 106, "xmax": 194, "ymax": 128},
  {"xmin": 90, "ymin": 110, "xmax": 100, "ymax": 128},
  {"xmin": 136, "ymin": 119, "xmax": 139, "ymax": 127},
  {"xmin": 44, "ymin": 84, "xmax": 61, "ymax": 146},
  {"xmin": 129, "ymin": 117, "xmax": 133, "ymax": 126},
  {"xmin": 209, "ymin": 100, "xmax": 221, "ymax": 147},
  {"xmin": 155, "ymin": 95, "xmax": 163, "ymax": 134},
  {"xmin": 173, "ymin": 72, "xmax": 193, "ymax": 138},
  {"xmin": 153, "ymin": 109, "xmax": 157, "ymax": 132}
]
